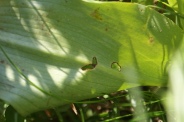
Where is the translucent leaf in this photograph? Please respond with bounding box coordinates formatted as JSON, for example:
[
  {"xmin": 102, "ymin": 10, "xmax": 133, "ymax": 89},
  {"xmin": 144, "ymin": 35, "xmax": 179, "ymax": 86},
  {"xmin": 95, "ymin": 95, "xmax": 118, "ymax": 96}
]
[
  {"xmin": 167, "ymin": 37, "xmax": 184, "ymax": 122},
  {"xmin": 0, "ymin": 0, "xmax": 182, "ymax": 115}
]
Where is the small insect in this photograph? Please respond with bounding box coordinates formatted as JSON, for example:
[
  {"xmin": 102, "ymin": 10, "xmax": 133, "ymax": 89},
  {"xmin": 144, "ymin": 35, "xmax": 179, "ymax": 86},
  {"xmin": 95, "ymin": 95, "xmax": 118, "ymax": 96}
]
[
  {"xmin": 111, "ymin": 62, "xmax": 121, "ymax": 71},
  {"xmin": 81, "ymin": 64, "xmax": 95, "ymax": 70},
  {"xmin": 92, "ymin": 57, "xmax": 97, "ymax": 67},
  {"xmin": 81, "ymin": 57, "xmax": 97, "ymax": 71}
]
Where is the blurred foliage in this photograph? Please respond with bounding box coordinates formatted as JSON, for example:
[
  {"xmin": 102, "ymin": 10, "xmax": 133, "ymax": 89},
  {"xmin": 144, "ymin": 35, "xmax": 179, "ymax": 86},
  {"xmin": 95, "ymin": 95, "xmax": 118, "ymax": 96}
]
[{"xmin": 2, "ymin": 86, "xmax": 167, "ymax": 122}]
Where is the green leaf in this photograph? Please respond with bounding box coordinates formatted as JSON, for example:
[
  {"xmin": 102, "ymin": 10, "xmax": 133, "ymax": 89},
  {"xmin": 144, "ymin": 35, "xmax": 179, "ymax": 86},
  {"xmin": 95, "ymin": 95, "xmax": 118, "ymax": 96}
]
[
  {"xmin": 168, "ymin": 0, "xmax": 178, "ymax": 11},
  {"xmin": 0, "ymin": 0, "xmax": 182, "ymax": 116}
]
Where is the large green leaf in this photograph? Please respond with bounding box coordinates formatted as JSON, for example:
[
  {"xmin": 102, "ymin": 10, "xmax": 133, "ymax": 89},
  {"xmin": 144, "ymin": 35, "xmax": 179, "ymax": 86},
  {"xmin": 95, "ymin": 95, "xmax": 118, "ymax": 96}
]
[{"xmin": 0, "ymin": 0, "xmax": 182, "ymax": 115}]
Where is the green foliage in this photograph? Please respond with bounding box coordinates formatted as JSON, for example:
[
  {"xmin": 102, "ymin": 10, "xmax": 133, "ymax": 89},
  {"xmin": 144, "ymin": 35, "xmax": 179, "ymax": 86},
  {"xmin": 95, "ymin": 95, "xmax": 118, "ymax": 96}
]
[{"xmin": 0, "ymin": 0, "xmax": 184, "ymax": 121}]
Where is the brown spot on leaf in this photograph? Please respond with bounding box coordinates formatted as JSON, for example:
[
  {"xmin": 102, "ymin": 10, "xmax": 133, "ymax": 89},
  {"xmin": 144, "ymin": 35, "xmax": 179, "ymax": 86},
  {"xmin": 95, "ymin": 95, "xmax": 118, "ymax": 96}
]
[
  {"xmin": 0, "ymin": 27, "xmax": 5, "ymax": 31},
  {"xmin": 105, "ymin": 27, "xmax": 109, "ymax": 31},
  {"xmin": 0, "ymin": 60, "xmax": 5, "ymax": 64},
  {"xmin": 91, "ymin": 8, "xmax": 103, "ymax": 21},
  {"xmin": 149, "ymin": 36, "xmax": 154, "ymax": 44},
  {"xmin": 57, "ymin": 20, "xmax": 60, "ymax": 23}
]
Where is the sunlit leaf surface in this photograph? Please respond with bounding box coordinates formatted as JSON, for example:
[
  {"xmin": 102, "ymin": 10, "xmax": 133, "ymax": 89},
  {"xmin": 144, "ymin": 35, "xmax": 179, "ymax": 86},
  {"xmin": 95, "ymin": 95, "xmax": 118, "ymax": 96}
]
[{"xmin": 0, "ymin": 0, "xmax": 182, "ymax": 115}]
